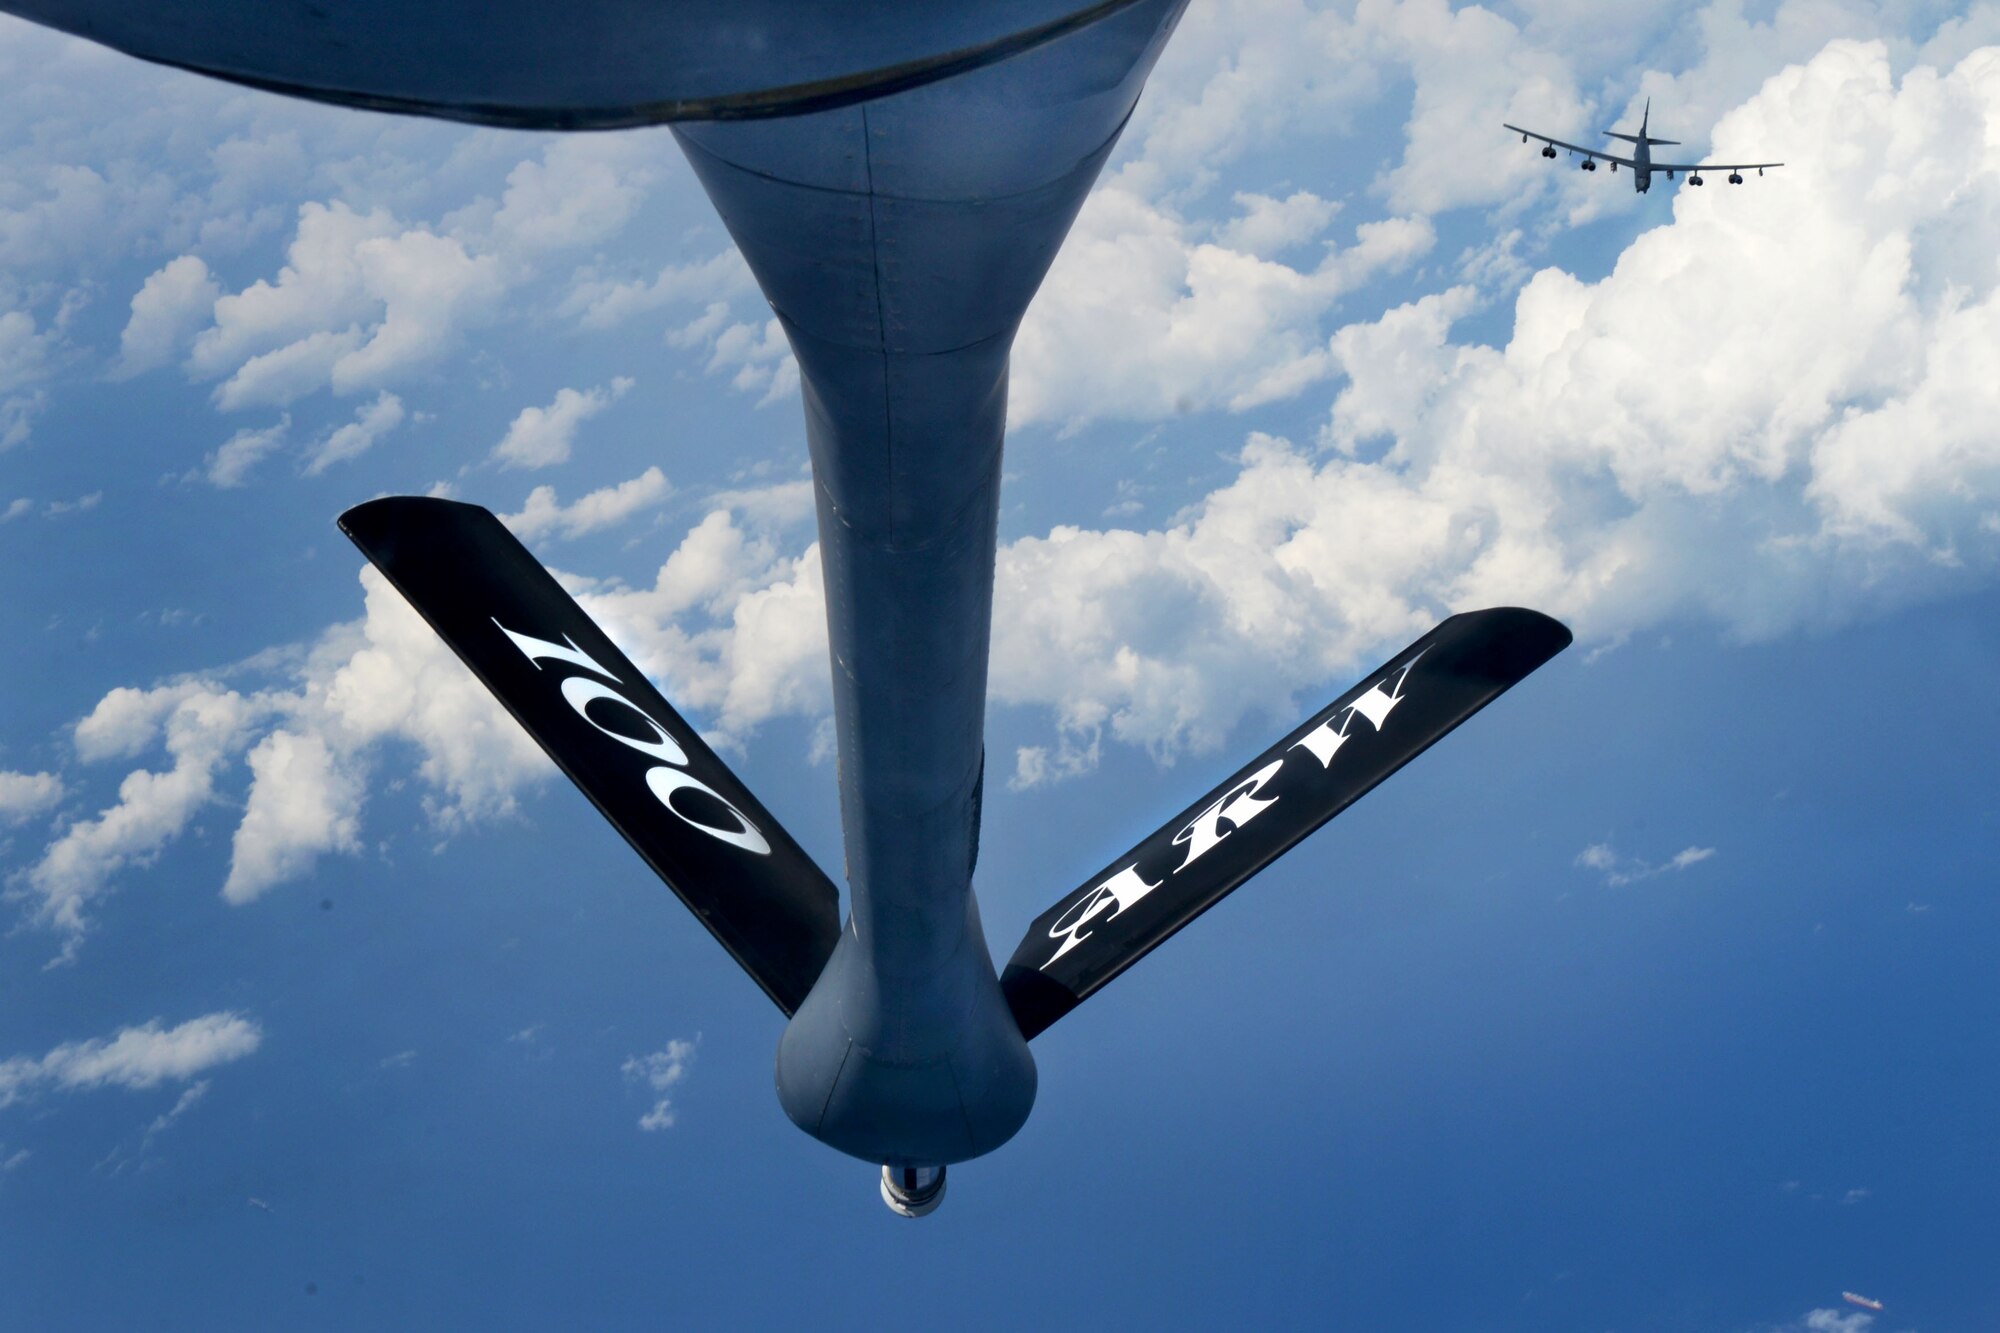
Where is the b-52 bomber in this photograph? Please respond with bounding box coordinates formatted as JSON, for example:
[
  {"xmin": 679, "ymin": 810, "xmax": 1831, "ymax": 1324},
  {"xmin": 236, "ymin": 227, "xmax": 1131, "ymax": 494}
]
[
  {"xmin": 1507, "ymin": 98, "xmax": 1783, "ymax": 192},
  {"xmin": 2, "ymin": 0, "xmax": 1573, "ymax": 1214}
]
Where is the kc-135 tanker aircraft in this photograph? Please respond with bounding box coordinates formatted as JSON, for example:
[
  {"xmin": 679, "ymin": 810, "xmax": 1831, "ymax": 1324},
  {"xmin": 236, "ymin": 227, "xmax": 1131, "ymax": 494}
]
[
  {"xmin": 1506, "ymin": 98, "xmax": 1784, "ymax": 192},
  {"xmin": 2, "ymin": 0, "xmax": 1571, "ymax": 1214}
]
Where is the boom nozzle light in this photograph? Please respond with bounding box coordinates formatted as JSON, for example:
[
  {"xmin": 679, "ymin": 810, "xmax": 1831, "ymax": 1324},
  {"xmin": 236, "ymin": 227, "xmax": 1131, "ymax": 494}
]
[{"xmin": 881, "ymin": 1164, "xmax": 947, "ymax": 1217}]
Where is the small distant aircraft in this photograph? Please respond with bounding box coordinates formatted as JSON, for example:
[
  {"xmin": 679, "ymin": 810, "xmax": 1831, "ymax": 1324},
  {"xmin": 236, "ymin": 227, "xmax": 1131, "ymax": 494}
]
[
  {"xmin": 1505, "ymin": 98, "xmax": 1782, "ymax": 193},
  {"xmin": 1842, "ymin": 1292, "xmax": 1886, "ymax": 1313}
]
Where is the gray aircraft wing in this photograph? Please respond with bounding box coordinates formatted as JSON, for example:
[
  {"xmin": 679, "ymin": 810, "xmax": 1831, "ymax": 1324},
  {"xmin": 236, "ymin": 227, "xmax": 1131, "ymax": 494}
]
[
  {"xmin": 1503, "ymin": 124, "xmax": 1637, "ymax": 170},
  {"xmin": 0, "ymin": 0, "xmax": 1152, "ymax": 128},
  {"xmin": 1649, "ymin": 159, "xmax": 1784, "ymax": 175}
]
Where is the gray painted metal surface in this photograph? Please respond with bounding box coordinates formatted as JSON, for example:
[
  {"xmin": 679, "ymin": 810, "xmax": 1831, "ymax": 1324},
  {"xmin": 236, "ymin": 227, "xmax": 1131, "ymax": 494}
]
[
  {"xmin": 0, "ymin": 0, "xmax": 1158, "ymax": 127},
  {"xmin": 2, "ymin": 0, "xmax": 1191, "ymax": 1173},
  {"xmin": 676, "ymin": 0, "xmax": 1187, "ymax": 1166},
  {"xmin": 5, "ymin": 0, "xmax": 1579, "ymax": 1198}
]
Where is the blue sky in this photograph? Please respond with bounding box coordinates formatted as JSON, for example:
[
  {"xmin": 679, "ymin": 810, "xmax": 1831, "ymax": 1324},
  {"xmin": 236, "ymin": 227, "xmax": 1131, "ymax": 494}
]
[{"xmin": 2, "ymin": 2, "xmax": 1997, "ymax": 1328}]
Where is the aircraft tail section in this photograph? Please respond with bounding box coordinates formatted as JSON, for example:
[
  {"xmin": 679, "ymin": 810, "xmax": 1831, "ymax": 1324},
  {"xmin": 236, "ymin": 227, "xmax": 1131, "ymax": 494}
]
[
  {"xmin": 1000, "ymin": 608, "xmax": 1571, "ymax": 1039},
  {"xmin": 339, "ymin": 497, "xmax": 841, "ymax": 1015},
  {"xmin": 1604, "ymin": 131, "xmax": 1679, "ymax": 145}
]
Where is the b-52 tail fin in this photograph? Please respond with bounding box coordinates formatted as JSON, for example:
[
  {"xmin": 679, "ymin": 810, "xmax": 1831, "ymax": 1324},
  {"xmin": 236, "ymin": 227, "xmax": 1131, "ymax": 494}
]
[
  {"xmin": 1000, "ymin": 608, "xmax": 1570, "ymax": 1039},
  {"xmin": 339, "ymin": 497, "xmax": 841, "ymax": 1015}
]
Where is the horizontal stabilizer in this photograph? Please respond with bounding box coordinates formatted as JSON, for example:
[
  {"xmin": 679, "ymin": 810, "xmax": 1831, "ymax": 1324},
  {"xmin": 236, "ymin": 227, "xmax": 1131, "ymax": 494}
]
[
  {"xmin": 1001, "ymin": 607, "xmax": 1571, "ymax": 1038},
  {"xmin": 339, "ymin": 497, "xmax": 840, "ymax": 1015}
]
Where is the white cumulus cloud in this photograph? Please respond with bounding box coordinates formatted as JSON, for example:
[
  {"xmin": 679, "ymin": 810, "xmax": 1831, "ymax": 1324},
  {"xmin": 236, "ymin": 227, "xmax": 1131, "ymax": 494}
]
[
  {"xmin": 304, "ymin": 390, "xmax": 404, "ymax": 474},
  {"xmin": 576, "ymin": 509, "xmax": 829, "ymax": 748},
  {"xmin": 1576, "ymin": 842, "xmax": 1718, "ymax": 887},
  {"xmin": 171, "ymin": 133, "xmax": 666, "ymax": 415},
  {"xmin": 20, "ymin": 686, "xmax": 258, "ymax": 953},
  {"xmin": 501, "ymin": 466, "xmax": 672, "ymax": 541},
  {"xmin": 560, "ymin": 248, "xmax": 753, "ymax": 330},
  {"xmin": 490, "ymin": 378, "xmax": 633, "ymax": 470},
  {"xmin": 0, "ymin": 770, "xmax": 63, "ymax": 825},
  {"xmin": 115, "ymin": 255, "xmax": 220, "ymax": 378},
  {"xmin": 6, "ymin": 477, "xmax": 827, "ymax": 950},
  {"xmin": 622, "ymin": 1037, "xmax": 696, "ymax": 1132},
  {"xmin": 1215, "ymin": 189, "xmax": 1342, "ymax": 257},
  {"xmin": 982, "ymin": 40, "xmax": 2000, "ymax": 770},
  {"xmin": 1772, "ymin": 1310, "xmax": 1879, "ymax": 1333},
  {"xmin": 1011, "ymin": 178, "xmax": 1433, "ymax": 425},
  {"xmin": 0, "ymin": 1012, "xmax": 261, "ymax": 1109},
  {"xmin": 0, "ymin": 306, "xmax": 52, "ymax": 449},
  {"xmin": 200, "ymin": 418, "xmax": 289, "ymax": 489},
  {"xmin": 222, "ymin": 730, "xmax": 363, "ymax": 905},
  {"xmin": 19, "ymin": 19, "xmax": 2000, "ymax": 945},
  {"xmin": 140, "ymin": 1079, "xmax": 211, "ymax": 1148},
  {"xmin": 187, "ymin": 201, "xmax": 503, "ymax": 410}
]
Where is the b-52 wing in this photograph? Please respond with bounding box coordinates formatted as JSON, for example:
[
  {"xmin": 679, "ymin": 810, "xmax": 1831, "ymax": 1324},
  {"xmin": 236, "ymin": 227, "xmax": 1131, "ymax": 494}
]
[
  {"xmin": 1648, "ymin": 157, "xmax": 1783, "ymax": 175},
  {"xmin": 1503, "ymin": 123, "xmax": 1636, "ymax": 170}
]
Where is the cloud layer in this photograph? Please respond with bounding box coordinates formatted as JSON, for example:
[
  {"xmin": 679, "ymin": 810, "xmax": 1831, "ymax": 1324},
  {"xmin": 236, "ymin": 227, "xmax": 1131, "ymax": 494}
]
[
  {"xmin": 502, "ymin": 466, "xmax": 672, "ymax": 542},
  {"xmin": 20, "ymin": 33, "xmax": 2000, "ymax": 920},
  {"xmin": 622, "ymin": 1037, "xmax": 696, "ymax": 1133},
  {"xmin": 0, "ymin": 770, "xmax": 62, "ymax": 825},
  {"xmin": 9, "ymin": 482, "xmax": 820, "ymax": 951},
  {"xmin": 994, "ymin": 39, "xmax": 2000, "ymax": 774},
  {"xmin": 11, "ymin": 12, "xmax": 2000, "ymax": 942},
  {"xmin": 491, "ymin": 378, "xmax": 633, "ymax": 470},
  {"xmin": 0, "ymin": 1012, "xmax": 262, "ymax": 1109}
]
